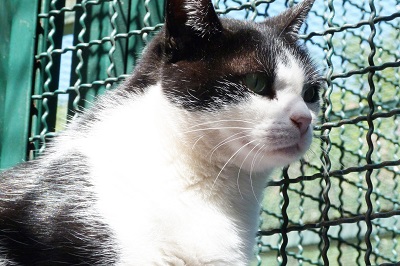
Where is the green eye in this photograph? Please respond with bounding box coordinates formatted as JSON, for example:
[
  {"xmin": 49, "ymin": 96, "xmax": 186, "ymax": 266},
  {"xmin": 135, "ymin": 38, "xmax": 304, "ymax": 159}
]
[
  {"xmin": 303, "ymin": 84, "xmax": 319, "ymax": 103},
  {"xmin": 244, "ymin": 73, "xmax": 269, "ymax": 95}
]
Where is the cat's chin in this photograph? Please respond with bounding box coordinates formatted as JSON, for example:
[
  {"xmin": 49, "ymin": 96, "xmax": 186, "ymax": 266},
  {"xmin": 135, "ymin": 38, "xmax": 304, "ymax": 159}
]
[
  {"xmin": 237, "ymin": 132, "xmax": 313, "ymax": 171},
  {"xmin": 229, "ymin": 143, "xmax": 308, "ymax": 173},
  {"xmin": 268, "ymin": 134, "xmax": 312, "ymax": 167},
  {"xmin": 273, "ymin": 144, "xmax": 305, "ymax": 160},
  {"xmin": 274, "ymin": 144, "xmax": 302, "ymax": 155}
]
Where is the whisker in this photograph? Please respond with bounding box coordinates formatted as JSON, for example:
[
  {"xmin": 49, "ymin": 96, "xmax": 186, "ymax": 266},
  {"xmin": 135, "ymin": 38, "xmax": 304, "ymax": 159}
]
[
  {"xmin": 212, "ymin": 140, "xmax": 257, "ymax": 193},
  {"xmin": 249, "ymin": 144, "xmax": 265, "ymax": 204},
  {"xmin": 255, "ymin": 146, "xmax": 268, "ymax": 170},
  {"xmin": 183, "ymin": 126, "xmax": 253, "ymax": 134},
  {"xmin": 237, "ymin": 142, "xmax": 260, "ymax": 200},
  {"xmin": 304, "ymin": 151, "xmax": 313, "ymax": 163},
  {"xmin": 209, "ymin": 132, "xmax": 252, "ymax": 162},
  {"xmin": 251, "ymin": 144, "xmax": 265, "ymax": 173},
  {"xmin": 307, "ymin": 148, "xmax": 330, "ymax": 173},
  {"xmin": 315, "ymin": 146, "xmax": 346, "ymax": 169},
  {"xmin": 313, "ymin": 134, "xmax": 330, "ymax": 138},
  {"xmin": 192, "ymin": 134, "xmax": 206, "ymax": 150},
  {"xmin": 187, "ymin": 119, "xmax": 257, "ymax": 129}
]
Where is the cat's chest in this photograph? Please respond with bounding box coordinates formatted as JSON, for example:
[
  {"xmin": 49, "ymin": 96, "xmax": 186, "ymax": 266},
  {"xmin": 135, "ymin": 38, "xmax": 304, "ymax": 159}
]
[
  {"xmin": 68, "ymin": 85, "xmax": 266, "ymax": 264},
  {"xmin": 87, "ymin": 158, "xmax": 263, "ymax": 264},
  {"xmin": 91, "ymin": 179, "xmax": 257, "ymax": 265}
]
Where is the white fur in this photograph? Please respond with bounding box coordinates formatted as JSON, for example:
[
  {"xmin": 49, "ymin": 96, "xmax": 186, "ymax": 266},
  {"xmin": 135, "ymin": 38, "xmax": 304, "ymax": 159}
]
[{"xmin": 51, "ymin": 53, "xmax": 317, "ymax": 264}]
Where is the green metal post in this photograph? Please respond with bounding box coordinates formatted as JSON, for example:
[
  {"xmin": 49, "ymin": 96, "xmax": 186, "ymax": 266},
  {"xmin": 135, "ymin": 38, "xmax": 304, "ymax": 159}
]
[
  {"xmin": 0, "ymin": 0, "xmax": 40, "ymax": 170},
  {"xmin": 67, "ymin": 0, "xmax": 165, "ymax": 115},
  {"xmin": 126, "ymin": 0, "xmax": 165, "ymax": 73},
  {"xmin": 0, "ymin": 1, "xmax": 12, "ymax": 169}
]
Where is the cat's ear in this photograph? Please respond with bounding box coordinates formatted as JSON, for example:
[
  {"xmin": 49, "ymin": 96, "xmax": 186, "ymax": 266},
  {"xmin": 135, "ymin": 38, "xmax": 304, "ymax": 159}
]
[
  {"xmin": 164, "ymin": 0, "xmax": 223, "ymax": 60},
  {"xmin": 264, "ymin": 0, "xmax": 315, "ymax": 42}
]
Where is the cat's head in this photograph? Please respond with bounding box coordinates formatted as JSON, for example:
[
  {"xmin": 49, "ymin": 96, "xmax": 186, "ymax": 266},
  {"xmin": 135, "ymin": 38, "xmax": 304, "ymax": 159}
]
[{"xmin": 133, "ymin": 0, "xmax": 321, "ymax": 171}]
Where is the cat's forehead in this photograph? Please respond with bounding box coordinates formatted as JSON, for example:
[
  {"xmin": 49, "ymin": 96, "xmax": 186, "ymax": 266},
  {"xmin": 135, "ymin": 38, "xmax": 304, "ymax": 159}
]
[
  {"xmin": 220, "ymin": 19, "xmax": 316, "ymax": 83},
  {"xmin": 275, "ymin": 52, "xmax": 306, "ymax": 94},
  {"xmin": 159, "ymin": 18, "xmax": 320, "ymax": 111},
  {"xmin": 219, "ymin": 20, "xmax": 278, "ymax": 73}
]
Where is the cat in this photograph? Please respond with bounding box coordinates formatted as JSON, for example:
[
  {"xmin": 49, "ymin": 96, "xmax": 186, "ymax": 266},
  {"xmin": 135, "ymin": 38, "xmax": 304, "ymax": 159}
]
[{"xmin": 0, "ymin": 0, "xmax": 320, "ymax": 265}]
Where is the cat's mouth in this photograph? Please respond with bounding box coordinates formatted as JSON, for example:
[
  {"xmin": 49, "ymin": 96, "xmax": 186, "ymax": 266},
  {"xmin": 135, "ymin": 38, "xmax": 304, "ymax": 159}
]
[
  {"xmin": 266, "ymin": 134, "xmax": 311, "ymax": 158},
  {"xmin": 274, "ymin": 144, "xmax": 300, "ymax": 154},
  {"xmin": 238, "ymin": 139, "xmax": 303, "ymax": 157},
  {"xmin": 271, "ymin": 135, "xmax": 311, "ymax": 157},
  {"xmin": 237, "ymin": 137, "xmax": 304, "ymax": 154}
]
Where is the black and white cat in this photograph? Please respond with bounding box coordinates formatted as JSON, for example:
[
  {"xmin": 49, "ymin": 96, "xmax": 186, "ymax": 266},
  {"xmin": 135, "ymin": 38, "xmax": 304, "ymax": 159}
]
[{"xmin": 0, "ymin": 0, "xmax": 320, "ymax": 264}]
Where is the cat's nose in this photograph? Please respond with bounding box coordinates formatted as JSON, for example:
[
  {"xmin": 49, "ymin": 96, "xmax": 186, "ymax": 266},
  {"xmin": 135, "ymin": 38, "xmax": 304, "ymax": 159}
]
[{"xmin": 291, "ymin": 114, "xmax": 312, "ymax": 135}]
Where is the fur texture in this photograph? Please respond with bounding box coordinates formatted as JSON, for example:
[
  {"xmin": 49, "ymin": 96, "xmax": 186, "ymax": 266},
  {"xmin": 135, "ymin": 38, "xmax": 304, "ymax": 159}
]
[{"xmin": 0, "ymin": 0, "xmax": 319, "ymax": 265}]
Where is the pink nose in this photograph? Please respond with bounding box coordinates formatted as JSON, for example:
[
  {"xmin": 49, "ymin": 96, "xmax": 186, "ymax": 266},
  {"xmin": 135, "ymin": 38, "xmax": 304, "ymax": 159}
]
[{"xmin": 291, "ymin": 115, "xmax": 312, "ymax": 135}]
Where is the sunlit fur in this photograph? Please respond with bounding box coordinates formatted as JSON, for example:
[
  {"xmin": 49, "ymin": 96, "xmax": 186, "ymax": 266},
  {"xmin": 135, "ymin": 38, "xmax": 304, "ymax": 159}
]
[
  {"xmin": 52, "ymin": 54, "xmax": 318, "ymax": 263},
  {"xmin": 0, "ymin": 0, "xmax": 319, "ymax": 264}
]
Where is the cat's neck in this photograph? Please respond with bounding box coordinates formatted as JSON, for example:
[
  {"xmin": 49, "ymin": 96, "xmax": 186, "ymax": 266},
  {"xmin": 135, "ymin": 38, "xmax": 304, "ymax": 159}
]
[
  {"xmin": 171, "ymin": 135, "xmax": 271, "ymax": 255},
  {"xmin": 77, "ymin": 84, "xmax": 272, "ymax": 262},
  {"xmin": 154, "ymin": 88, "xmax": 271, "ymax": 229},
  {"xmin": 176, "ymin": 137, "xmax": 270, "ymax": 205},
  {"xmin": 87, "ymin": 83, "xmax": 271, "ymax": 222}
]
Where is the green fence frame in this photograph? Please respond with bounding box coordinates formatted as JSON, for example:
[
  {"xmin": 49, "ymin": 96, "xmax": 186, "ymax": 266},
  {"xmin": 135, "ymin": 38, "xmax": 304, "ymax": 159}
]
[
  {"xmin": 0, "ymin": 0, "xmax": 40, "ymax": 169},
  {"xmin": 1, "ymin": 0, "xmax": 399, "ymax": 265},
  {"xmin": 0, "ymin": 0, "xmax": 164, "ymax": 168}
]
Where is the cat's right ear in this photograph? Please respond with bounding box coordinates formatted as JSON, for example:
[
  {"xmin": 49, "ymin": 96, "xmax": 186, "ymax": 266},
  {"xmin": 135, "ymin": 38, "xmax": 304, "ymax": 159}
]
[
  {"xmin": 164, "ymin": 0, "xmax": 223, "ymax": 61},
  {"xmin": 264, "ymin": 0, "xmax": 315, "ymax": 42}
]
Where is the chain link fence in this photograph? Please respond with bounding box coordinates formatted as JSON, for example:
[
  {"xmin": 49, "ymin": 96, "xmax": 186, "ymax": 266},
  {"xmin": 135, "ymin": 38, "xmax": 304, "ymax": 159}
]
[{"xmin": 1, "ymin": 0, "xmax": 399, "ymax": 265}]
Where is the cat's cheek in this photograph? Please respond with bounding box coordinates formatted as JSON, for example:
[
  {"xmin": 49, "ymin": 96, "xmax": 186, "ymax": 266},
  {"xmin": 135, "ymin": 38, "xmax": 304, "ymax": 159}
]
[
  {"xmin": 297, "ymin": 126, "xmax": 313, "ymax": 155},
  {"xmin": 286, "ymin": 126, "xmax": 313, "ymax": 157}
]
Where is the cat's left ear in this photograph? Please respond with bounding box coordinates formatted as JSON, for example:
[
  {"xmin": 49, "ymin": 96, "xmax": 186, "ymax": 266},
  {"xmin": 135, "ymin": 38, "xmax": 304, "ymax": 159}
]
[
  {"xmin": 164, "ymin": 0, "xmax": 223, "ymax": 60},
  {"xmin": 264, "ymin": 0, "xmax": 315, "ymax": 42}
]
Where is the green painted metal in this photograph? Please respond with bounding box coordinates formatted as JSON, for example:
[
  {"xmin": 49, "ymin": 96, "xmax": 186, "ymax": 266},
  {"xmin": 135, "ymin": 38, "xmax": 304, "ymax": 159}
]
[
  {"xmin": 1, "ymin": 0, "xmax": 400, "ymax": 265},
  {"xmin": 0, "ymin": 0, "xmax": 40, "ymax": 170},
  {"xmin": 67, "ymin": 0, "xmax": 164, "ymax": 113},
  {"xmin": 30, "ymin": 0, "xmax": 66, "ymax": 156},
  {"xmin": 126, "ymin": 0, "xmax": 165, "ymax": 72},
  {"xmin": 0, "ymin": 1, "xmax": 11, "ymax": 170}
]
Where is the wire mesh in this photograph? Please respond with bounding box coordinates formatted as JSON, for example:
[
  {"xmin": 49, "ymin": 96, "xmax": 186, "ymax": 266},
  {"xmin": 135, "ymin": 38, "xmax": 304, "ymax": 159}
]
[{"xmin": 22, "ymin": 0, "xmax": 400, "ymax": 265}]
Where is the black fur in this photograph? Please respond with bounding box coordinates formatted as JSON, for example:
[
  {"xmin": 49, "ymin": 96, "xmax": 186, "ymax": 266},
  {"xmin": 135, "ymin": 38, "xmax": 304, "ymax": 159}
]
[
  {"xmin": 122, "ymin": 0, "xmax": 320, "ymax": 111},
  {"xmin": 0, "ymin": 155, "xmax": 118, "ymax": 265},
  {"xmin": 0, "ymin": 0, "xmax": 318, "ymax": 264}
]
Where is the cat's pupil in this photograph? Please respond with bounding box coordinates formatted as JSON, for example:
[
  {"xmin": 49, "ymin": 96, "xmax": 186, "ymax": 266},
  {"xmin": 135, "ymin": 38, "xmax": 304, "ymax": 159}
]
[
  {"xmin": 244, "ymin": 73, "xmax": 269, "ymax": 95},
  {"xmin": 303, "ymin": 84, "xmax": 319, "ymax": 103}
]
